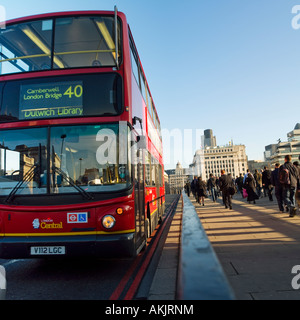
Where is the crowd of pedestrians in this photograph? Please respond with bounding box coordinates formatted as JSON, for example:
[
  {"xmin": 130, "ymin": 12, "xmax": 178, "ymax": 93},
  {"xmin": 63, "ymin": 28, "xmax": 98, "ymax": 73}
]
[
  {"xmin": 185, "ymin": 169, "xmax": 236, "ymax": 210},
  {"xmin": 184, "ymin": 154, "xmax": 300, "ymax": 217}
]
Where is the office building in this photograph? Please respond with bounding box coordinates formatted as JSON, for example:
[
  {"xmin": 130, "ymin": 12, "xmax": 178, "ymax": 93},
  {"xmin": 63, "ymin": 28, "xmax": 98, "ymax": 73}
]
[
  {"xmin": 270, "ymin": 123, "xmax": 300, "ymax": 164},
  {"xmin": 190, "ymin": 129, "xmax": 248, "ymax": 181}
]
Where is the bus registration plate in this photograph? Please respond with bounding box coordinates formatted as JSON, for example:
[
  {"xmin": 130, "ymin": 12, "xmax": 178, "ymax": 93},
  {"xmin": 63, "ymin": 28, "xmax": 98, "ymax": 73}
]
[{"xmin": 30, "ymin": 246, "xmax": 65, "ymax": 255}]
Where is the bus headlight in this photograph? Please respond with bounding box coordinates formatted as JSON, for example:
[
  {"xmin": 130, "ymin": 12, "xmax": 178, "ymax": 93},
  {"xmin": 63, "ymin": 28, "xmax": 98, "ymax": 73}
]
[{"xmin": 102, "ymin": 215, "xmax": 116, "ymax": 229}]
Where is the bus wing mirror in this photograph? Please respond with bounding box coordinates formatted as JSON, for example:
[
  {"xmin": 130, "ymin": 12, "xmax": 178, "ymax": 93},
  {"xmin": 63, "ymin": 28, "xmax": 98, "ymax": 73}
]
[{"xmin": 132, "ymin": 116, "xmax": 143, "ymax": 130}]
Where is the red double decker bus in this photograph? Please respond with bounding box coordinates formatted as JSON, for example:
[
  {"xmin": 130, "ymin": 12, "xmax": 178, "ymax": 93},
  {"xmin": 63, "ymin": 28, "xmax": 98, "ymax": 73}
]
[{"xmin": 0, "ymin": 8, "xmax": 165, "ymax": 258}]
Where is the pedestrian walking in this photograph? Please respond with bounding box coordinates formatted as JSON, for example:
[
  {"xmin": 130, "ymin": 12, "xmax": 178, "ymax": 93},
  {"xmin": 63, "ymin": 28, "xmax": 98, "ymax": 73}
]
[
  {"xmin": 235, "ymin": 173, "xmax": 244, "ymax": 197},
  {"xmin": 243, "ymin": 169, "xmax": 250, "ymax": 184},
  {"xmin": 262, "ymin": 166, "xmax": 273, "ymax": 201},
  {"xmin": 271, "ymin": 163, "xmax": 284, "ymax": 213},
  {"xmin": 184, "ymin": 181, "xmax": 191, "ymax": 197},
  {"xmin": 196, "ymin": 176, "xmax": 207, "ymax": 206},
  {"xmin": 207, "ymin": 173, "xmax": 217, "ymax": 202},
  {"xmin": 279, "ymin": 155, "xmax": 300, "ymax": 217},
  {"xmin": 293, "ymin": 161, "xmax": 300, "ymax": 212},
  {"xmin": 254, "ymin": 169, "xmax": 262, "ymax": 198},
  {"xmin": 216, "ymin": 177, "xmax": 221, "ymax": 197},
  {"xmin": 219, "ymin": 169, "xmax": 234, "ymax": 210},
  {"xmin": 191, "ymin": 176, "xmax": 197, "ymax": 199},
  {"xmin": 244, "ymin": 172, "xmax": 259, "ymax": 204}
]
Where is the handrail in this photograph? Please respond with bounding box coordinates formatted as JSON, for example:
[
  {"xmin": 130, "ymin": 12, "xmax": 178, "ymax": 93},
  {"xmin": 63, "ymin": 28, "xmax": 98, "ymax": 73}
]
[
  {"xmin": 54, "ymin": 50, "xmax": 114, "ymax": 56},
  {"xmin": 177, "ymin": 191, "xmax": 235, "ymax": 300},
  {"xmin": 0, "ymin": 53, "xmax": 49, "ymax": 63}
]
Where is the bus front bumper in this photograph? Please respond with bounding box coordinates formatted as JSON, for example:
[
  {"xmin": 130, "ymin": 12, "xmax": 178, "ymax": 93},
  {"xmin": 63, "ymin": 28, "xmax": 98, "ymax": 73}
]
[{"xmin": 0, "ymin": 233, "xmax": 135, "ymax": 259}]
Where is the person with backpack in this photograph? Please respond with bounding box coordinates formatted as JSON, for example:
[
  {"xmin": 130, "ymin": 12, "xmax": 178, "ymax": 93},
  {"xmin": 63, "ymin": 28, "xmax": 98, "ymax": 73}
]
[{"xmin": 279, "ymin": 155, "xmax": 300, "ymax": 217}]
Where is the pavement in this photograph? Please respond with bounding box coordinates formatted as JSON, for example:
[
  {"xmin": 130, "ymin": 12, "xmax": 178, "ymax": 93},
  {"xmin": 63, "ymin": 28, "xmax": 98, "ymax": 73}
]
[
  {"xmin": 148, "ymin": 196, "xmax": 182, "ymax": 300},
  {"xmin": 193, "ymin": 194, "xmax": 300, "ymax": 300},
  {"xmin": 148, "ymin": 192, "xmax": 300, "ymax": 300}
]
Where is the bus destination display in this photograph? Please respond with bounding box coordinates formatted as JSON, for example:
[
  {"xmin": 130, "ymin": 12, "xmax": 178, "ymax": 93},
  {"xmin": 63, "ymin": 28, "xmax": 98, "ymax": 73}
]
[{"xmin": 19, "ymin": 81, "xmax": 83, "ymax": 120}]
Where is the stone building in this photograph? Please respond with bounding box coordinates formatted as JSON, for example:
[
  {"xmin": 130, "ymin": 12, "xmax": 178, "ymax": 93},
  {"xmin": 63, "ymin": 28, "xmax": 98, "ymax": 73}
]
[
  {"xmin": 168, "ymin": 162, "xmax": 190, "ymax": 194},
  {"xmin": 202, "ymin": 144, "xmax": 248, "ymax": 180}
]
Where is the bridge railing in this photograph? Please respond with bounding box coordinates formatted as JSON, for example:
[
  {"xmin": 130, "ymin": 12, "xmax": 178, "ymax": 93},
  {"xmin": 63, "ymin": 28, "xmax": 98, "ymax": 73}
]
[{"xmin": 177, "ymin": 191, "xmax": 235, "ymax": 300}]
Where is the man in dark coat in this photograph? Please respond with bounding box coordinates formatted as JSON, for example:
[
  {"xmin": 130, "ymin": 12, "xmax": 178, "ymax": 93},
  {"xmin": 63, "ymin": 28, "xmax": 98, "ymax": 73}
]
[
  {"xmin": 280, "ymin": 155, "xmax": 300, "ymax": 217},
  {"xmin": 207, "ymin": 173, "xmax": 217, "ymax": 202},
  {"xmin": 294, "ymin": 161, "xmax": 300, "ymax": 212},
  {"xmin": 254, "ymin": 169, "xmax": 262, "ymax": 198},
  {"xmin": 191, "ymin": 176, "xmax": 197, "ymax": 199},
  {"xmin": 271, "ymin": 163, "xmax": 284, "ymax": 213},
  {"xmin": 244, "ymin": 173, "xmax": 259, "ymax": 204},
  {"xmin": 219, "ymin": 169, "xmax": 233, "ymax": 209},
  {"xmin": 262, "ymin": 166, "xmax": 273, "ymax": 201},
  {"xmin": 196, "ymin": 177, "xmax": 207, "ymax": 206},
  {"xmin": 184, "ymin": 181, "xmax": 191, "ymax": 197}
]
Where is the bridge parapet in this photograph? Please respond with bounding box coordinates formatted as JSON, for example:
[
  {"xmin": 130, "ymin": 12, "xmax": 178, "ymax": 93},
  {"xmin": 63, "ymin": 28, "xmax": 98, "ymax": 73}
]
[{"xmin": 177, "ymin": 191, "xmax": 235, "ymax": 300}]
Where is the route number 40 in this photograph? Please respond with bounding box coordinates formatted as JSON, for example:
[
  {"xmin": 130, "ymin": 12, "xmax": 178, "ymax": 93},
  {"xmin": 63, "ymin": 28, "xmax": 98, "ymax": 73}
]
[{"xmin": 63, "ymin": 85, "xmax": 83, "ymax": 98}]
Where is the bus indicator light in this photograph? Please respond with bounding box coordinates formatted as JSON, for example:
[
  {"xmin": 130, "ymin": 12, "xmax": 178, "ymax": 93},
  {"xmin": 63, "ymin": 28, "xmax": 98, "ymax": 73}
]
[{"xmin": 116, "ymin": 208, "xmax": 123, "ymax": 215}]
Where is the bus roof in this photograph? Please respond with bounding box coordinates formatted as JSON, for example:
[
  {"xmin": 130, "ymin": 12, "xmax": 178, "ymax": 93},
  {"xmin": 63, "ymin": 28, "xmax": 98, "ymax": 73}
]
[{"xmin": 5, "ymin": 10, "xmax": 126, "ymax": 25}]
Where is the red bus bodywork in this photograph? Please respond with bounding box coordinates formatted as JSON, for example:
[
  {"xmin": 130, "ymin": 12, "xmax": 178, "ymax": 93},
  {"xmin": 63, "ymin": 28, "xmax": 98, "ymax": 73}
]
[{"xmin": 0, "ymin": 10, "xmax": 165, "ymax": 258}]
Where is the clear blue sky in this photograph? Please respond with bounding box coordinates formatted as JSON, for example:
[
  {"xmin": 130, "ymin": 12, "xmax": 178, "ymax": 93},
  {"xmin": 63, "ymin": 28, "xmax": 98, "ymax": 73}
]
[{"xmin": 1, "ymin": 0, "xmax": 300, "ymax": 169}]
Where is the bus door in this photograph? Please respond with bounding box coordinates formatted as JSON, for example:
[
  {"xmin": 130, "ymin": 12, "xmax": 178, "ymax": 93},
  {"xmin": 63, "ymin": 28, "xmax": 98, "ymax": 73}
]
[
  {"xmin": 155, "ymin": 165, "xmax": 161, "ymax": 219},
  {"xmin": 133, "ymin": 145, "xmax": 146, "ymax": 251}
]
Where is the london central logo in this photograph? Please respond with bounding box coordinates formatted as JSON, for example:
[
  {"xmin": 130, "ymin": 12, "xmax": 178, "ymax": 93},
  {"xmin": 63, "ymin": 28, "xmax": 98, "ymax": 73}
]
[{"xmin": 32, "ymin": 218, "xmax": 63, "ymax": 229}]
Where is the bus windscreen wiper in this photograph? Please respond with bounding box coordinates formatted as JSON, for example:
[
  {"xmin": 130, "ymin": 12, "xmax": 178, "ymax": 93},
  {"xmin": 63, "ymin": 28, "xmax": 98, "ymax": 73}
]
[
  {"xmin": 52, "ymin": 165, "xmax": 94, "ymax": 201},
  {"xmin": 4, "ymin": 163, "xmax": 40, "ymax": 204}
]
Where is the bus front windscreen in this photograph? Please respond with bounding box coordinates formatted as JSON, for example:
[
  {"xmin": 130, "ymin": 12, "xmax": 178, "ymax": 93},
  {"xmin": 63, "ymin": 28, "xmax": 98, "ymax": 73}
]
[{"xmin": 0, "ymin": 124, "xmax": 131, "ymax": 202}]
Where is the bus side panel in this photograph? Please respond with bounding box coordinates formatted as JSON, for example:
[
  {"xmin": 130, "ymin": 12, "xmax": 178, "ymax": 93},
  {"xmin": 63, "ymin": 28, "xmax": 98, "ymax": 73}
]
[{"xmin": 0, "ymin": 211, "xmax": 4, "ymax": 236}]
